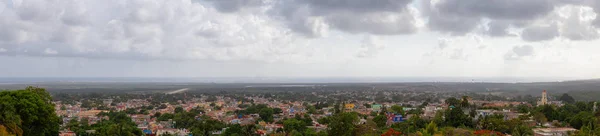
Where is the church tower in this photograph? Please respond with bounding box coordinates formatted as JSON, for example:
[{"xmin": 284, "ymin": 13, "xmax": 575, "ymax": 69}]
[{"xmin": 538, "ymin": 90, "xmax": 548, "ymax": 106}]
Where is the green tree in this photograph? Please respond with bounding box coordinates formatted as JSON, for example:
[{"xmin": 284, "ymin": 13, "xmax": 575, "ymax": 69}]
[
  {"xmin": 444, "ymin": 107, "xmax": 472, "ymax": 127},
  {"xmin": 511, "ymin": 124, "xmax": 533, "ymax": 136},
  {"xmin": 559, "ymin": 93, "xmax": 575, "ymax": 104},
  {"xmin": 569, "ymin": 112, "xmax": 595, "ymax": 129},
  {"xmin": 91, "ymin": 111, "xmax": 143, "ymax": 136},
  {"xmin": 419, "ymin": 121, "xmax": 438, "ymax": 136},
  {"xmin": 461, "ymin": 96, "xmax": 470, "ymax": 108},
  {"xmin": 175, "ymin": 107, "xmax": 184, "ymax": 113},
  {"xmin": 327, "ymin": 112, "xmax": 359, "ymax": 136},
  {"xmin": 479, "ymin": 114, "xmax": 510, "ymax": 133},
  {"xmin": 373, "ymin": 115, "xmax": 387, "ymax": 128},
  {"xmin": 0, "ymin": 87, "xmax": 61, "ymax": 136},
  {"xmin": 363, "ymin": 103, "xmax": 371, "ymax": 108},
  {"xmin": 190, "ymin": 116, "xmax": 225, "ymax": 136},
  {"xmin": 445, "ymin": 97, "xmax": 461, "ymax": 107},
  {"xmin": 259, "ymin": 108, "xmax": 274, "ymax": 122},
  {"xmin": 284, "ymin": 119, "xmax": 307, "ymax": 135},
  {"xmin": 273, "ymin": 108, "xmax": 283, "ymax": 114},
  {"xmin": 390, "ymin": 105, "xmax": 405, "ymax": 115},
  {"xmin": 158, "ymin": 113, "xmax": 175, "ymax": 121}
]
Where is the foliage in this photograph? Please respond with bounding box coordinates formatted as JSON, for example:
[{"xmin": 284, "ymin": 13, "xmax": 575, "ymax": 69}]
[
  {"xmin": 327, "ymin": 112, "xmax": 359, "ymax": 136},
  {"xmin": 158, "ymin": 113, "xmax": 175, "ymax": 121},
  {"xmin": 390, "ymin": 105, "xmax": 405, "ymax": 115},
  {"xmin": 511, "ymin": 124, "xmax": 533, "ymax": 136},
  {"xmin": 190, "ymin": 116, "xmax": 225, "ymax": 136},
  {"xmin": 559, "ymin": 93, "xmax": 575, "ymax": 104},
  {"xmin": 283, "ymin": 119, "xmax": 307, "ymax": 134},
  {"xmin": 90, "ymin": 111, "xmax": 143, "ymax": 136},
  {"xmin": 222, "ymin": 124, "xmax": 258, "ymax": 136},
  {"xmin": 569, "ymin": 111, "xmax": 595, "ymax": 129},
  {"xmin": 444, "ymin": 106, "xmax": 473, "ymax": 128},
  {"xmin": 0, "ymin": 87, "xmax": 61, "ymax": 136},
  {"xmin": 259, "ymin": 108, "xmax": 274, "ymax": 122},
  {"xmin": 373, "ymin": 115, "xmax": 387, "ymax": 128},
  {"xmin": 419, "ymin": 121, "xmax": 438, "ymax": 136}
]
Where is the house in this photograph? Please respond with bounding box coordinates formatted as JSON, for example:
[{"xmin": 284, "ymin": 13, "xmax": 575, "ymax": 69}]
[
  {"xmin": 345, "ymin": 104, "xmax": 356, "ymax": 110},
  {"xmin": 372, "ymin": 104, "xmax": 382, "ymax": 112}
]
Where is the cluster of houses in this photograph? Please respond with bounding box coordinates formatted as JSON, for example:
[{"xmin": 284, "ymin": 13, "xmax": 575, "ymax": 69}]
[{"xmin": 57, "ymin": 91, "xmax": 577, "ymax": 136}]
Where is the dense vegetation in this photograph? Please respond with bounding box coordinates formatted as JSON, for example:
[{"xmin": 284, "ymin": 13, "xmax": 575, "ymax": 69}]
[{"xmin": 0, "ymin": 87, "xmax": 61, "ymax": 136}]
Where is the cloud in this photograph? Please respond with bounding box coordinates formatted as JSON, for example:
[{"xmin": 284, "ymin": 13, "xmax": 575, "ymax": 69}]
[
  {"xmin": 424, "ymin": 0, "xmax": 600, "ymax": 39},
  {"xmin": 271, "ymin": 0, "xmax": 419, "ymax": 37},
  {"xmin": 557, "ymin": 5, "xmax": 599, "ymax": 40},
  {"xmin": 438, "ymin": 38, "xmax": 451, "ymax": 49},
  {"xmin": 504, "ymin": 45, "xmax": 535, "ymax": 60},
  {"xmin": 521, "ymin": 24, "xmax": 560, "ymax": 42},
  {"xmin": 425, "ymin": 0, "xmax": 557, "ymax": 35},
  {"xmin": 0, "ymin": 0, "xmax": 317, "ymax": 62},
  {"xmin": 1, "ymin": 0, "xmax": 600, "ymax": 63},
  {"xmin": 204, "ymin": 0, "xmax": 265, "ymax": 13},
  {"xmin": 356, "ymin": 35, "xmax": 385, "ymax": 58}
]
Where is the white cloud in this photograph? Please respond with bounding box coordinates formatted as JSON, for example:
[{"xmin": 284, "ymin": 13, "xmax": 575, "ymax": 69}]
[
  {"xmin": 356, "ymin": 35, "xmax": 385, "ymax": 58},
  {"xmin": 0, "ymin": 0, "xmax": 600, "ymax": 78},
  {"xmin": 504, "ymin": 45, "xmax": 535, "ymax": 60}
]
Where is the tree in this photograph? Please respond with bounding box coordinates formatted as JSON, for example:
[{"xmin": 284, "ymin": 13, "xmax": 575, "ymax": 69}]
[
  {"xmin": 461, "ymin": 96, "xmax": 470, "ymax": 108},
  {"xmin": 284, "ymin": 119, "xmax": 307, "ymax": 135},
  {"xmin": 273, "ymin": 108, "xmax": 283, "ymax": 114},
  {"xmin": 327, "ymin": 112, "xmax": 359, "ymax": 136},
  {"xmin": 307, "ymin": 105, "xmax": 317, "ymax": 114},
  {"xmin": 444, "ymin": 107, "xmax": 472, "ymax": 127},
  {"xmin": 445, "ymin": 97, "xmax": 461, "ymax": 107},
  {"xmin": 158, "ymin": 113, "xmax": 175, "ymax": 121},
  {"xmin": 419, "ymin": 121, "xmax": 438, "ymax": 136},
  {"xmin": 390, "ymin": 105, "xmax": 405, "ymax": 115},
  {"xmin": 190, "ymin": 116, "xmax": 225, "ymax": 136},
  {"xmin": 373, "ymin": 115, "xmax": 387, "ymax": 128},
  {"xmin": 259, "ymin": 108, "xmax": 274, "ymax": 122},
  {"xmin": 479, "ymin": 114, "xmax": 510, "ymax": 133},
  {"xmin": 175, "ymin": 107, "xmax": 184, "ymax": 113},
  {"xmin": 0, "ymin": 87, "xmax": 61, "ymax": 136},
  {"xmin": 532, "ymin": 112, "xmax": 548, "ymax": 124},
  {"xmin": 511, "ymin": 124, "xmax": 533, "ymax": 136},
  {"xmin": 569, "ymin": 112, "xmax": 595, "ymax": 129},
  {"xmin": 515, "ymin": 104, "xmax": 531, "ymax": 114},
  {"xmin": 363, "ymin": 103, "xmax": 371, "ymax": 108},
  {"xmin": 91, "ymin": 111, "xmax": 143, "ymax": 136},
  {"xmin": 559, "ymin": 93, "xmax": 575, "ymax": 104}
]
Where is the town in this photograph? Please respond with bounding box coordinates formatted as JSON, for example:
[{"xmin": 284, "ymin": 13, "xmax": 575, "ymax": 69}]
[{"xmin": 36, "ymin": 83, "xmax": 593, "ymax": 136}]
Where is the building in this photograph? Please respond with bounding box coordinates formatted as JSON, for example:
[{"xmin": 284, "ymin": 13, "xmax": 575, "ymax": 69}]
[
  {"xmin": 345, "ymin": 103, "xmax": 356, "ymax": 110},
  {"xmin": 372, "ymin": 104, "xmax": 382, "ymax": 112},
  {"xmin": 102, "ymin": 99, "xmax": 113, "ymax": 106},
  {"xmin": 538, "ymin": 90, "xmax": 548, "ymax": 106},
  {"xmin": 533, "ymin": 127, "xmax": 576, "ymax": 136}
]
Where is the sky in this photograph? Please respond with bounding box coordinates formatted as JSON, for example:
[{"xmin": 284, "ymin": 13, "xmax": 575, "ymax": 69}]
[{"xmin": 1, "ymin": 0, "xmax": 600, "ymax": 80}]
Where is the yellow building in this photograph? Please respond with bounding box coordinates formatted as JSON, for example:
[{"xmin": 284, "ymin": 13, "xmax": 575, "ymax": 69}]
[{"xmin": 345, "ymin": 103, "xmax": 355, "ymax": 110}]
